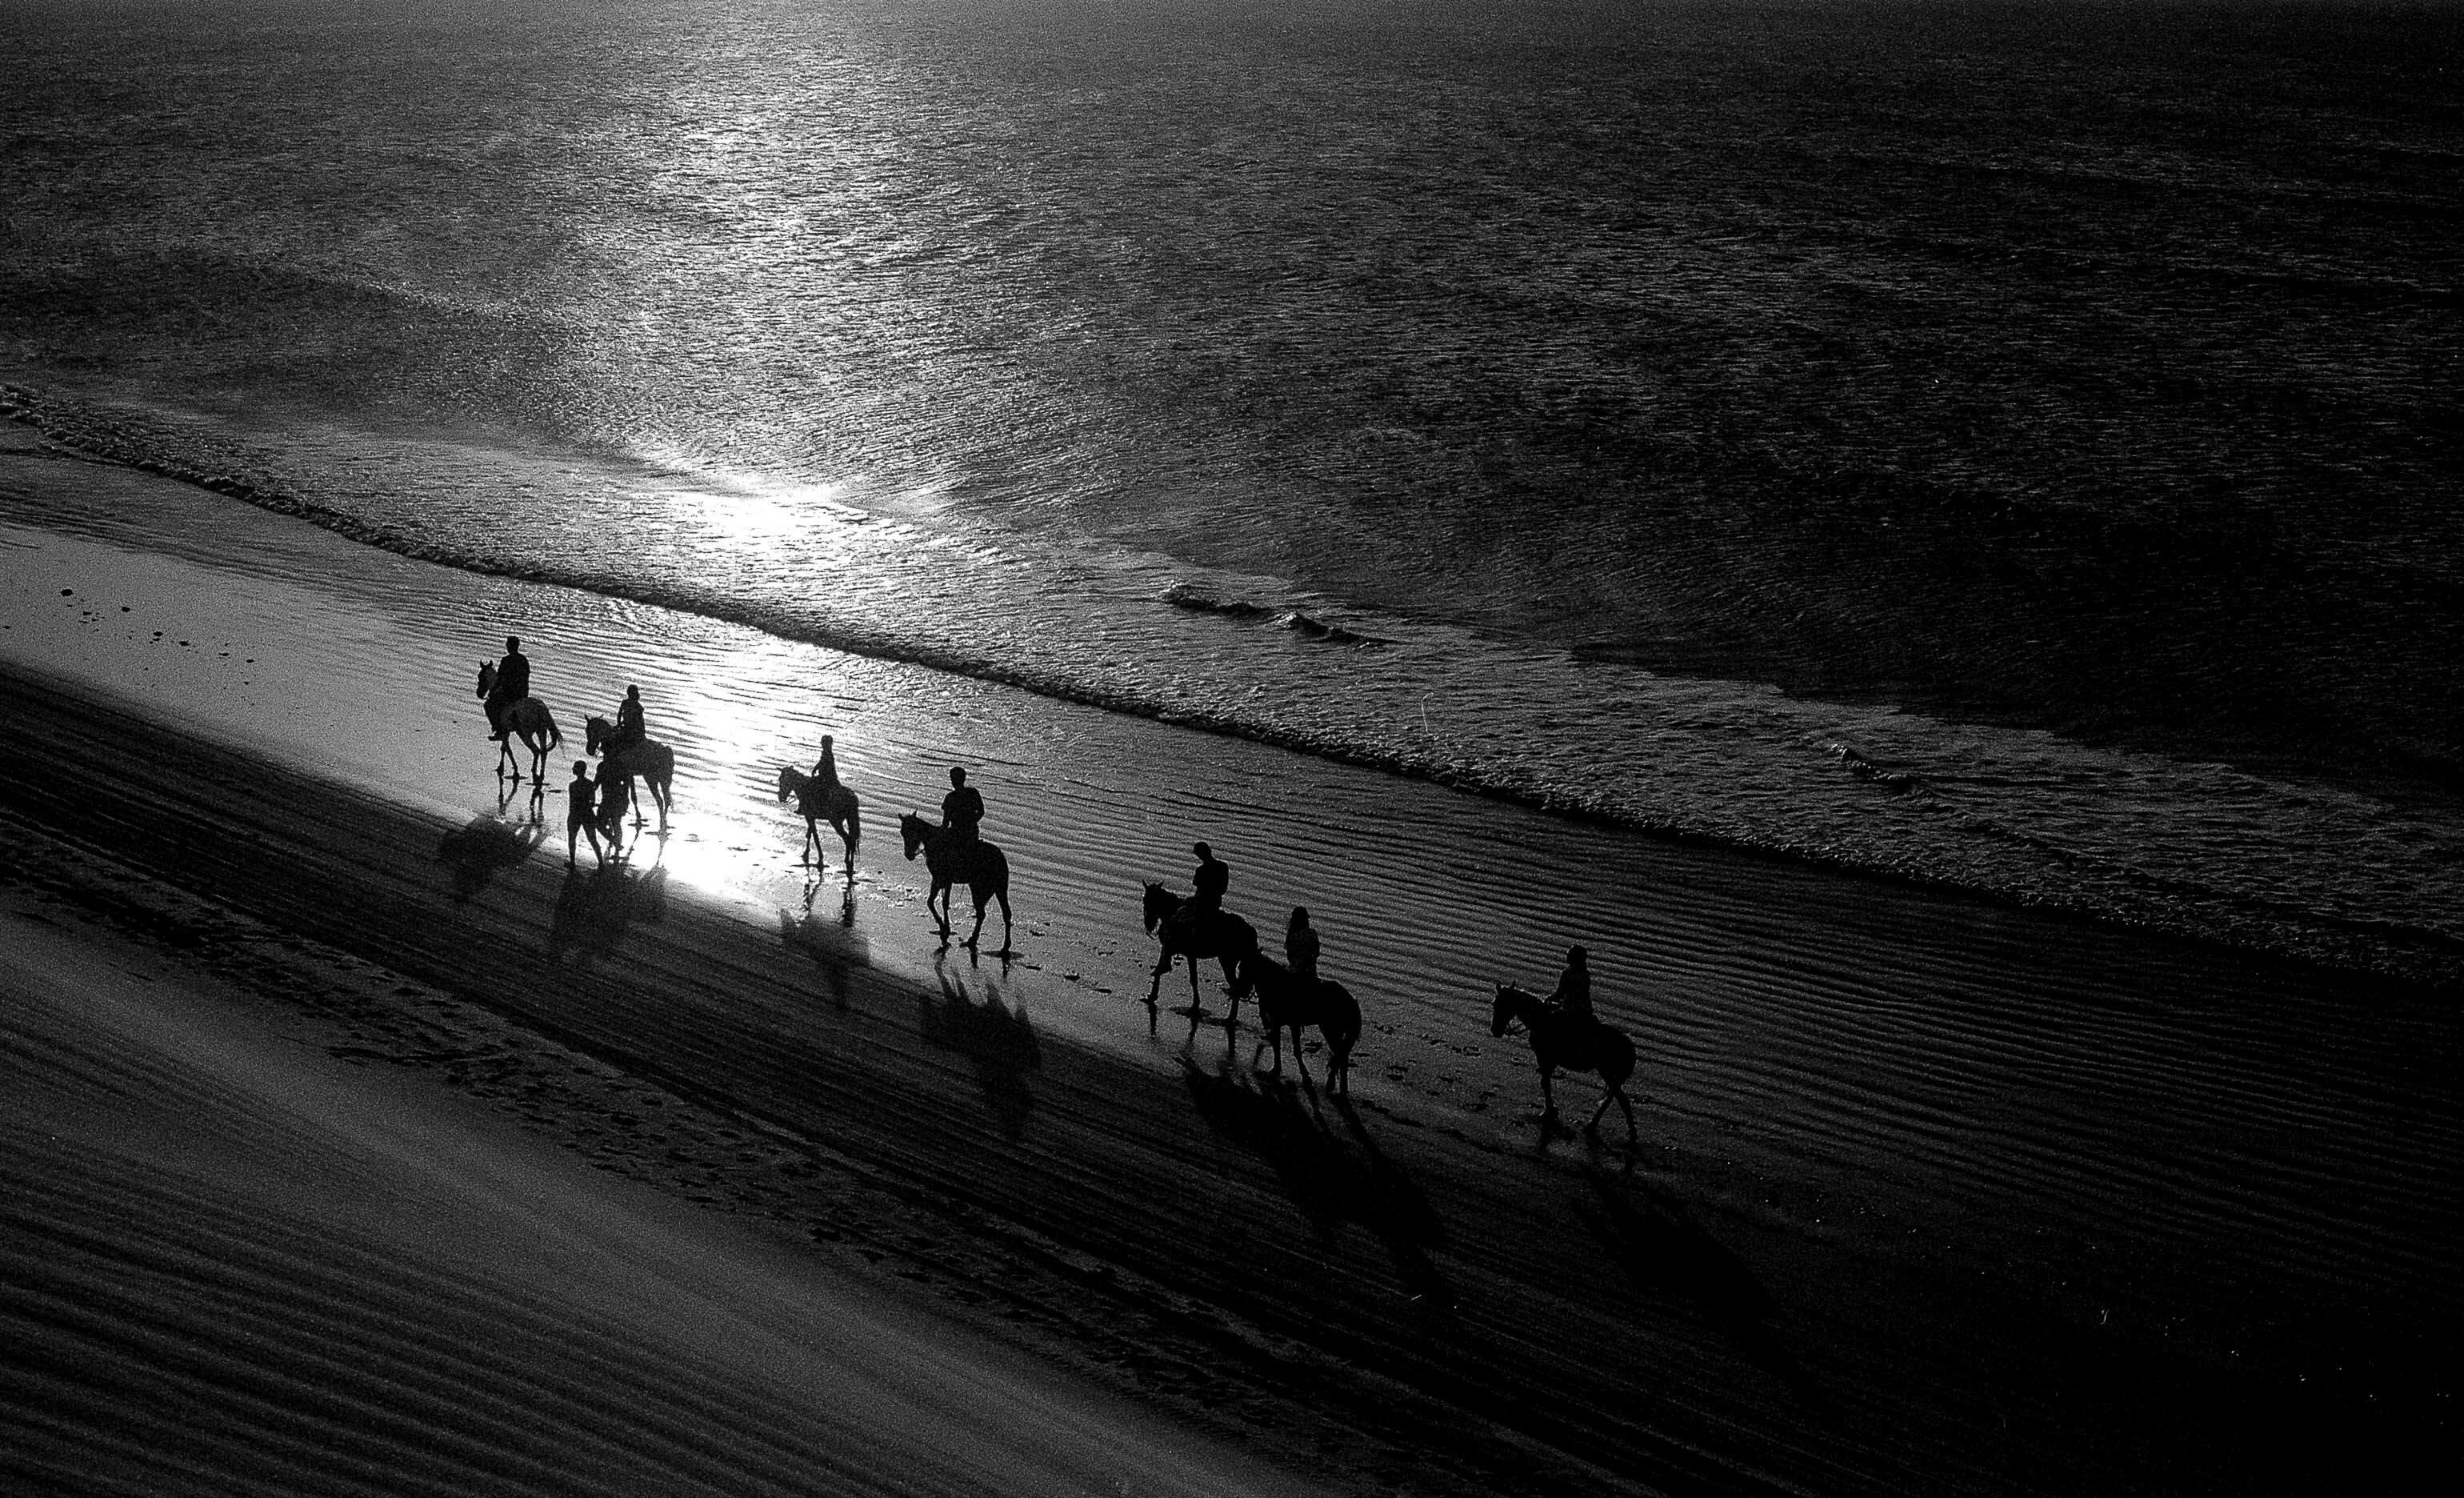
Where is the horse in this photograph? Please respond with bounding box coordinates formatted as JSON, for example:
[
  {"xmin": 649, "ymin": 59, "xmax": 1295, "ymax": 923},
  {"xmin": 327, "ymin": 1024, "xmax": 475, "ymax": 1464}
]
[
  {"xmin": 777, "ymin": 766, "xmax": 861, "ymax": 873},
  {"xmin": 1234, "ymin": 951, "xmax": 1360, "ymax": 1092},
  {"xmin": 898, "ymin": 812, "xmax": 1013, "ymax": 951},
  {"xmin": 583, "ymin": 715, "xmax": 674, "ymax": 833},
  {"xmin": 1141, "ymin": 883, "xmax": 1258, "ymax": 1023},
  {"xmin": 474, "ymin": 660, "xmax": 562, "ymax": 783},
  {"xmin": 1490, "ymin": 982, "xmax": 1638, "ymax": 1143}
]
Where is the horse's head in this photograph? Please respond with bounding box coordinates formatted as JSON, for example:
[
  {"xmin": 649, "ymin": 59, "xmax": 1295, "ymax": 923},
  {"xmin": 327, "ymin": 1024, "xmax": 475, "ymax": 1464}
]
[
  {"xmin": 898, "ymin": 812, "xmax": 930, "ymax": 860},
  {"xmin": 583, "ymin": 715, "xmax": 607, "ymax": 753},
  {"xmin": 1141, "ymin": 882, "xmax": 1173, "ymax": 934},
  {"xmin": 476, "ymin": 660, "xmax": 494, "ymax": 699},
  {"xmin": 1490, "ymin": 983, "xmax": 1525, "ymax": 1039},
  {"xmin": 777, "ymin": 765, "xmax": 799, "ymax": 803}
]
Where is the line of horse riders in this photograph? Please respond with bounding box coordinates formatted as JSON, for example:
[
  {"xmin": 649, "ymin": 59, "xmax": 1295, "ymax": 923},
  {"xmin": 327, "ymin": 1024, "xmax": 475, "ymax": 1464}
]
[{"xmin": 477, "ymin": 638, "xmax": 1641, "ymax": 1141}]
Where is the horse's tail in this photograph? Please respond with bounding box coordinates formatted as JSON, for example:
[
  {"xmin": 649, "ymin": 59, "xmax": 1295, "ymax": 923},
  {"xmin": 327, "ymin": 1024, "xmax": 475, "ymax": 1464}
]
[{"xmin": 1323, "ymin": 981, "xmax": 1363, "ymax": 1058}]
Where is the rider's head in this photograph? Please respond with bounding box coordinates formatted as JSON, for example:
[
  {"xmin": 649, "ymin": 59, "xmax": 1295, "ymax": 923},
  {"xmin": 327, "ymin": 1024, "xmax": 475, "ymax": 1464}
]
[
  {"xmin": 1193, "ymin": 841, "xmax": 1212, "ymax": 860},
  {"xmin": 821, "ymin": 734, "xmax": 833, "ymax": 746},
  {"xmin": 573, "ymin": 760, "xmax": 589, "ymax": 777},
  {"xmin": 949, "ymin": 767, "xmax": 966, "ymax": 787},
  {"xmin": 1566, "ymin": 944, "xmax": 1588, "ymax": 967},
  {"xmin": 1289, "ymin": 905, "xmax": 1310, "ymax": 931},
  {"xmin": 505, "ymin": 635, "xmax": 521, "ymax": 655},
  {"xmin": 625, "ymin": 684, "xmax": 638, "ymax": 700}
]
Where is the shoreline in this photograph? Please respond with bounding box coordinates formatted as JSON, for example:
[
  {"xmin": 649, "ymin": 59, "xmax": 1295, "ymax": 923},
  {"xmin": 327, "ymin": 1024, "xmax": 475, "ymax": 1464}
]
[
  {"xmin": 6, "ymin": 400, "xmax": 2461, "ymax": 993},
  {"xmin": 2, "ymin": 474, "xmax": 2458, "ymax": 1492}
]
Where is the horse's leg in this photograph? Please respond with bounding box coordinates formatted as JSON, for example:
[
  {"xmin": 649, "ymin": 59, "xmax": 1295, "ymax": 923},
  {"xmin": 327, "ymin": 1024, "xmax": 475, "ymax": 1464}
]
[
  {"xmin": 1583, "ymin": 1087, "xmax": 1614, "ymax": 1136},
  {"xmin": 994, "ymin": 888, "xmax": 1012, "ymax": 952},
  {"xmin": 1538, "ymin": 1065, "xmax": 1561, "ymax": 1123},
  {"xmin": 1615, "ymin": 1085, "xmax": 1638, "ymax": 1144},
  {"xmin": 1148, "ymin": 947, "xmax": 1170, "ymax": 1005},
  {"xmin": 964, "ymin": 883, "xmax": 986, "ymax": 950}
]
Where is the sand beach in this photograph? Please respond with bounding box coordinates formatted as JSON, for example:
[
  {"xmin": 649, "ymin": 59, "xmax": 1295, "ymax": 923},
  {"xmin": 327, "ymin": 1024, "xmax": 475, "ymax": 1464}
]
[{"xmin": 2, "ymin": 443, "xmax": 2457, "ymax": 1496}]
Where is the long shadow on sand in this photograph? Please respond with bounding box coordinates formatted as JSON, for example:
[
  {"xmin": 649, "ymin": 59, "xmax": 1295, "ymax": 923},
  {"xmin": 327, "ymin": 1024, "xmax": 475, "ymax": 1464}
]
[
  {"xmin": 922, "ymin": 955, "xmax": 1042, "ymax": 1140},
  {"xmin": 1181, "ymin": 1054, "xmax": 1453, "ymax": 1310},
  {"xmin": 546, "ymin": 859, "xmax": 669, "ymax": 967},
  {"xmin": 437, "ymin": 794, "xmax": 545, "ymax": 903},
  {"xmin": 1576, "ymin": 1170, "xmax": 1830, "ymax": 1412},
  {"xmin": 778, "ymin": 874, "xmax": 869, "ymax": 1009}
]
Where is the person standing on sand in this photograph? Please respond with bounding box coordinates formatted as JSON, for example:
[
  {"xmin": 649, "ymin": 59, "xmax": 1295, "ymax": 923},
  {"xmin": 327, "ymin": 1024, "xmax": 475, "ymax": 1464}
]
[
  {"xmin": 812, "ymin": 734, "xmax": 840, "ymax": 791},
  {"xmin": 1285, "ymin": 906, "xmax": 1319, "ymax": 982},
  {"xmin": 942, "ymin": 767, "xmax": 983, "ymax": 843},
  {"xmin": 487, "ymin": 635, "xmax": 531, "ymax": 741},
  {"xmin": 565, "ymin": 760, "xmax": 602, "ymax": 866},
  {"xmin": 613, "ymin": 684, "xmax": 645, "ymax": 750}
]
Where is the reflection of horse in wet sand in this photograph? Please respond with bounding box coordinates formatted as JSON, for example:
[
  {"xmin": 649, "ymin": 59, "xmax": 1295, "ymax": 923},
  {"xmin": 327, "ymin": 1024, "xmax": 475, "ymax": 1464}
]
[
  {"xmin": 898, "ymin": 813, "xmax": 1012, "ymax": 951},
  {"xmin": 1142, "ymin": 883, "xmax": 1258, "ymax": 1023},
  {"xmin": 584, "ymin": 715, "xmax": 674, "ymax": 833},
  {"xmin": 777, "ymin": 766, "xmax": 860, "ymax": 872},
  {"xmin": 474, "ymin": 661, "xmax": 561, "ymax": 782},
  {"xmin": 1236, "ymin": 951, "xmax": 1360, "ymax": 1092},
  {"xmin": 1491, "ymin": 983, "xmax": 1638, "ymax": 1143}
]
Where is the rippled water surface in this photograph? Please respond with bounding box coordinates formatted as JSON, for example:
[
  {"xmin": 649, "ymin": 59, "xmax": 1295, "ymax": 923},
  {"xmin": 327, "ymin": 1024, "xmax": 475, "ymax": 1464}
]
[{"xmin": 6, "ymin": 0, "xmax": 2462, "ymax": 982}]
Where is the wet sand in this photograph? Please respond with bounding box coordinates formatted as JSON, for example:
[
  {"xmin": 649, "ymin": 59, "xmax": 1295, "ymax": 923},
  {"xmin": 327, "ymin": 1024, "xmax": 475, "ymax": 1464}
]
[{"xmin": 2, "ymin": 450, "xmax": 2458, "ymax": 1496}]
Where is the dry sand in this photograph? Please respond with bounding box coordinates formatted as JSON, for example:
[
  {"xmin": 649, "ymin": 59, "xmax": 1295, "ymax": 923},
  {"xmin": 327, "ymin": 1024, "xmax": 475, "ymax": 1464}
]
[{"xmin": 2, "ymin": 447, "xmax": 2458, "ymax": 1496}]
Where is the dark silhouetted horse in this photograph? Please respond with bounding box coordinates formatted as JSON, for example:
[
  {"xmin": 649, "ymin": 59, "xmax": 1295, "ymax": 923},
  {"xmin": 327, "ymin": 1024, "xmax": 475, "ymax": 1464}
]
[
  {"xmin": 1491, "ymin": 982, "xmax": 1638, "ymax": 1143},
  {"xmin": 584, "ymin": 715, "xmax": 674, "ymax": 833},
  {"xmin": 777, "ymin": 765, "xmax": 860, "ymax": 872},
  {"xmin": 474, "ymin": 660, "xmax": 560, "ymax": 783},
  {"xmin": 898, "ymin": 812, "xmax": 1012, "ymax": 951},
  {"xmin": 1142, "ymin": 883, "xmax": 1257, "ymax": 1022},
  {"xmin": 1235, "ymin": 950, "xmax": 1360, "ymax": 1091}
]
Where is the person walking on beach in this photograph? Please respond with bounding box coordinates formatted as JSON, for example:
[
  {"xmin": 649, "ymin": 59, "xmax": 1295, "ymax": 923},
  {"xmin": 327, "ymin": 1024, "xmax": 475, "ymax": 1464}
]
[
  {"xmin": 595, "ymin": 757, "xmax": 630, "ymax": 856},
  {"xmin": 612, "ymin": 684, "xmax": 646, "ymax": 750},
  {"xmin": 942, "ymin": 767, "xmax": 984, "ymax": 844},
  {"xmin": 565, "ymin": 760, "xmax": 603, "ymax": 866},
  {"xmin": 812, "ymin": 734, "xmax": 841, "ymax": 792},
  {"xmin": 1285, "ymin": 906, "xmax": 1320, "ymax": 983},
  {"xmin": 487, "ymin": 635, "xmax": 532, "ymax": 741}
]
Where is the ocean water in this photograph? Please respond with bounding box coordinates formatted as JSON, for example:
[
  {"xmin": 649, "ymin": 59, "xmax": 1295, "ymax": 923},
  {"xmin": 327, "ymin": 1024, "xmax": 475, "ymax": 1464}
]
[{"xmin": 5, "ymin": 0, "xmax": 2462, "ymax": 983}]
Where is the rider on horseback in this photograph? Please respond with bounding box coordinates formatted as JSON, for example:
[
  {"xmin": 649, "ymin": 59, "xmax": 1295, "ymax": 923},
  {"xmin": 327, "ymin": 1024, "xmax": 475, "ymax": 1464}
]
[
  {"xmin": 1169, "ymin": 841, "xmax": 1230, "ymax": 947},
  {"xmin": 1284, "ymin": 906, "xmax": 1318, "ymax": 982},
  {"xmin": 1546, "ymin": 945, "xmax": 1602, "ymax": 1053},
  {"xmin": 611, "ymin": 684, "xmax": 645, "ymax": 751},
  {"xmin": 486, "ymin": 635, "xmax": 530, "ymax": 741},
  {"xmin": 812, "ymin": 734, "xmax": 840, "ymax": 792},
  {"xmin": 942, "ymin": 767, "xmax": 983, "ymax": 845}
]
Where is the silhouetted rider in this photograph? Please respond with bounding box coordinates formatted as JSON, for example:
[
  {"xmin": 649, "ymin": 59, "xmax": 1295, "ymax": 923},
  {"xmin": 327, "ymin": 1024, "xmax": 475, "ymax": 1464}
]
[
  {"xmin": 812, "ymin": 734, "xmax": 840, "ymax": 791},
  {"xmin": 612, "ymin": 684, "xmax": 645, "ymax": 750},
  {"xmin": 1285, "ymin": 906, "xmax": 1319, "ymax": 982},
  {"xmin": 1548, "ymin": 944, "xmax": 1595, "ymax": 1031},
  {"xmin": 942, "ymin": 767, "xmax": 983, "ymax": 844},
  {"xmin": 1190, "ymin": 841, "xmax": 1229, "ymax": 914},
  {"xmin": 487, "ymin": 635, "xmax": 531, "ymax": 741}
]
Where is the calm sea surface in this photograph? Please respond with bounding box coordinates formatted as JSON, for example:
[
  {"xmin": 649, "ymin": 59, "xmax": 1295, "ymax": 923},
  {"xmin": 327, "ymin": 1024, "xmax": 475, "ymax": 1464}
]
[{"xmin": 6, "ymin": 0, "xmax": 2462, "ymax": 981}]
